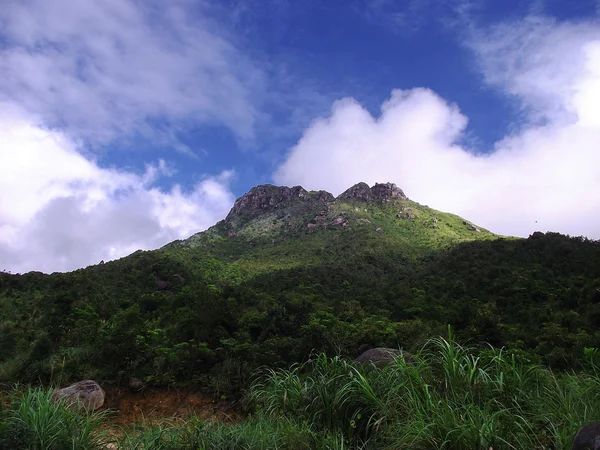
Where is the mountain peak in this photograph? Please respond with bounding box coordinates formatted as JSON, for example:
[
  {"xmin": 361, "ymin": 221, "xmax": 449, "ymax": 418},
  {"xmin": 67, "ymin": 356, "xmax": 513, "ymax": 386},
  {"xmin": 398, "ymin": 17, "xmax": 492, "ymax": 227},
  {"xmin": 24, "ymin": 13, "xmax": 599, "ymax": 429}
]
[
  {"xmin": 337, "ymin": 182, "xmax": 407, "ymax": 202},
  {"xmin": 226, "ymin": 182, "xmax": 409, "ymax": 224},
  {"xmin": 225, "ymin": 184, "xmax": 333, "ymax": 223},
  {"xmin": 177, "ymin": 180, "xmax": 490, "ymax": 249}
]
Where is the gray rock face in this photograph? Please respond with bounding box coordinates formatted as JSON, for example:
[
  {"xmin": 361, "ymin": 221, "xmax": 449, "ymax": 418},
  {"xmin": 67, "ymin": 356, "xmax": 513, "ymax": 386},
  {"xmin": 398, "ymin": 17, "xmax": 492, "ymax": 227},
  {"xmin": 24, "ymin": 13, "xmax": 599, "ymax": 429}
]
[
  {"xmin": 52, "ymin": 380, "xmax": 105, "ymax": 410},
  {"xmin": 572, "ymin": 423, "xmax": 600, "ymax": 450},
  {"xmin": 355, "ymin": 348, "xmax": 412, "ymax": 368},
  {"xmin": 337, "ymin": 182, "xmax": 373, "ymax": 201},
  {"xmin": 463, "ymin": 220, "xmax": 481, "ymax": 232},
  {"xmin": 371, "ymin": 182, "xmax": 407, "ymax": 201},
  {"xmin": 337, "ymin": 182, "xmax": 408, "ymax": 203},
  {"xmin": 225, "ymin": 184, "xmax": 334, "ymax": 223}
]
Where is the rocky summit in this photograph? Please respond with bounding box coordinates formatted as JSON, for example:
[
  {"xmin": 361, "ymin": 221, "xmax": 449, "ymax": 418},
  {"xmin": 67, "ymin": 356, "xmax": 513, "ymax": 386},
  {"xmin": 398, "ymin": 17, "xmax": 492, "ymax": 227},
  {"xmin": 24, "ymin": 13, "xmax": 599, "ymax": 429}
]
[
  {"xmin": 338, "ymin": 182, "xmax": 407, "ymax": 202},
  {"xmin": 177, "ymin": 181, "xmax": 492, "ymax": 249},
  {"xmin": 225, "ymin": 184, "xmax": 334, "ymax": 223}
]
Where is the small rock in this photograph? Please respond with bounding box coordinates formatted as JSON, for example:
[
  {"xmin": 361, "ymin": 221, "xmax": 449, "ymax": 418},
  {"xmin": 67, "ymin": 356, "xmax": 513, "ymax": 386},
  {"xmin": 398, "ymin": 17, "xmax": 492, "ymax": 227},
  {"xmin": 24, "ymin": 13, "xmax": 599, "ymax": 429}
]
[
  {"xmin": 375, "ymin": 227, "xmax": 383, "ymax": 232},
  {"xmin": 398, "ymin": 212, "xmax": 416, "ymax": 219},
  {"xmin": 52, "ymin": 380, "xmax": 105, "ymax": 410}
]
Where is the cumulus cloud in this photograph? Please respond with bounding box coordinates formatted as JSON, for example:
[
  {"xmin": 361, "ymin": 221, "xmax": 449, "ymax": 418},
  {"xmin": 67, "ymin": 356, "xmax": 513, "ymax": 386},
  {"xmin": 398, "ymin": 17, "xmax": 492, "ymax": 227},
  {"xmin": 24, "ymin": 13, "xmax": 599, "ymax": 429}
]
[
  {"xmin": 275, "ymin": 17, "xmax": 600, "ymax": 239},
  {"xmin": 0, "ymin": 107, "xmax": 235, "ymax": 274},
  {"xmin": 0, "ymin": 0, "xmax": 264, "ymax": 147},
  {"xmin": 0, "ymin": 0, "xmax": 255, "ymax": 273}
]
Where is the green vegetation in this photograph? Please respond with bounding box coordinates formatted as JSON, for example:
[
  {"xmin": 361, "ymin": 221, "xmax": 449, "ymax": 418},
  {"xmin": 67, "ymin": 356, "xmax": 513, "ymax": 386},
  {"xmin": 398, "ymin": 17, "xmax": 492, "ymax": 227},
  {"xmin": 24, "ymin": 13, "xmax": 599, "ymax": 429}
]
[
  {"xmin": 0, "ymin": 387, "xmax": 109, "ymax": 449},
  {"xmin": 248, "ymin": 333, "xmax": 600, "ymax": 448},
  {"xmin": 0, "ymin": 183, "xmax": 599, "ymax": 446},
  {"xmin": 1, "ymin": 226, "xmax": 597, "ymax": 393},
  {"xmin": 2, "ymin": 334, "xmax": 599, "ymax": 449}
]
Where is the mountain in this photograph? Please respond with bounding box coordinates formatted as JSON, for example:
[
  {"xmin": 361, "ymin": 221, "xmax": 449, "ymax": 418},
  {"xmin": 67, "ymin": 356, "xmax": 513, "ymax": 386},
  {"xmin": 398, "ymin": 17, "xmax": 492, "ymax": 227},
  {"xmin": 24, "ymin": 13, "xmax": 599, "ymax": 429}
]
[
  {"xmin": 165, "ymin": 182, "xmax": 496, "ymax": 273},
  {"xmin": 0, "ymin": 182, "xmax": 599, "ymax": 393}
]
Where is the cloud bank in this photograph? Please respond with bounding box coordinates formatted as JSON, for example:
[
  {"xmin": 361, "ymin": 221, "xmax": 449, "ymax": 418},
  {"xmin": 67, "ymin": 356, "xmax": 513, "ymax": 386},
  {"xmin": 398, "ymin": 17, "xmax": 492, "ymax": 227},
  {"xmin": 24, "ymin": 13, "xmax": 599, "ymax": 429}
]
[
  {"xmin": 0, "ymin": 0, "xmax": 252, "ymax": 273},
  {"xmin": 275, "ymin": 17, "xmax": 600, "ymax": 239},
  {"xmin": 0, "ymin": 107, "xmax": 235, "ymax": 274}
]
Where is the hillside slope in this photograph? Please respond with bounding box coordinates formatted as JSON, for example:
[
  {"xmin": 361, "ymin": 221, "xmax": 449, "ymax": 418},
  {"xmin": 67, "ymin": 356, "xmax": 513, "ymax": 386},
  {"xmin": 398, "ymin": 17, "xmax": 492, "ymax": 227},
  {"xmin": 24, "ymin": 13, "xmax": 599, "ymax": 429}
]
[{"xmin": 0, "ymin": 182, "xmax": 598, "ymax": 393}]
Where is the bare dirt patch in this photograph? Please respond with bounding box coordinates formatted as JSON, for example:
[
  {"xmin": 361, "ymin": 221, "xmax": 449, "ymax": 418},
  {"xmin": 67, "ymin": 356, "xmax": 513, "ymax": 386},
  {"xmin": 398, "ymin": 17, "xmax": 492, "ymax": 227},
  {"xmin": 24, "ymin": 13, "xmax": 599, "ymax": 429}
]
[{"xmin": 103, "ymin": 386, "xmax": 241, "ymax": 425}]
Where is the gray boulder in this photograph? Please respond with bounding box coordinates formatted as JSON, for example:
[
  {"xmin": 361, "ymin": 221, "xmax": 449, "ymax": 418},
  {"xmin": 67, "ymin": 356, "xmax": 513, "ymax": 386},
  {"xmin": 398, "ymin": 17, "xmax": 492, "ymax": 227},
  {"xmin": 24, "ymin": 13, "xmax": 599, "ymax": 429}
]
[
  {"xmin": 355, "ymin": 348, "xmax": 412, "ymax": 368},
  {"xmin": 52, "ymin": 380, "xmax": 105, "ymax": 410},
  {"xmin": 572, "ymin": 423, "xmax": 600, "ymax": 450}
]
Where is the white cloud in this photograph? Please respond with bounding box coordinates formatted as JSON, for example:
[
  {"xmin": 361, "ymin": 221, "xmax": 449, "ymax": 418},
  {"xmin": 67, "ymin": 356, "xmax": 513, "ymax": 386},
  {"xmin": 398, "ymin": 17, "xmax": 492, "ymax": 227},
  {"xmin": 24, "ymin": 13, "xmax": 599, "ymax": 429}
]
[
  {"xmin": 0, "ymin": 0, "xmax": 264, "ymax": 147},
  {"xmin": 0, "ymin": 107, "xmax": 235, "ymax": 274},
  {"xmin": 275, "ymin": 17, "xmax": 600, "ymax": 239},
  {"xmin": 0, "ymin": 0, "xmax": 253, "ymax": 273}
]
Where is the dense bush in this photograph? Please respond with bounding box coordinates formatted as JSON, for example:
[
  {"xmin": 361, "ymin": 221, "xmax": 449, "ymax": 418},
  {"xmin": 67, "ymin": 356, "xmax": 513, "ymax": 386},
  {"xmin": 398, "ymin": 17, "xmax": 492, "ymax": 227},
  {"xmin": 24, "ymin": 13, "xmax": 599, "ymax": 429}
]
[{"xmin": 0, "ymin": 231, "xmax": 599, "ymax": 393}]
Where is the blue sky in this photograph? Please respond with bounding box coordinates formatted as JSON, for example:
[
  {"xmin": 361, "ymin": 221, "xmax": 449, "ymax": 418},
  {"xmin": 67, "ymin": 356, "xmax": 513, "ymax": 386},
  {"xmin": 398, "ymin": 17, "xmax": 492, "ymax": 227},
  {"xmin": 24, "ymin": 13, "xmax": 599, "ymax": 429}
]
[{"xmin": 1, "ymin": 0, "xmax": 600, "ymax": 273}]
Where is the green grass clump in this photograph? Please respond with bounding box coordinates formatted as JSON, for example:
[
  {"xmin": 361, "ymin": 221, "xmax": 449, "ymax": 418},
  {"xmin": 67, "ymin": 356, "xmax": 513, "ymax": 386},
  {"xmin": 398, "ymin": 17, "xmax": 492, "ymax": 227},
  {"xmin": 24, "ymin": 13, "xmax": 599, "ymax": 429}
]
[
  {"xmin": 0, "ymin": 387, "xmax": 109, "ymax": 450},
  {"xmin": 248, "ymin": 332, "xmax": 600, "ymax": 449},
  {"xmin": 116, "ymin": 416, "xmax": 348, "ymax": 450}
]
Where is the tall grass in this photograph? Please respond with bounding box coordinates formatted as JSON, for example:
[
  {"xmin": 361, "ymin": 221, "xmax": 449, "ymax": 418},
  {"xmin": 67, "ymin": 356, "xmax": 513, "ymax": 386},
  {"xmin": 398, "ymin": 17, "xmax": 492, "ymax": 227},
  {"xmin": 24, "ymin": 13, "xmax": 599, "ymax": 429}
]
[
  {"xmin": 116, "ymin": 416, "xmax": 349, "ymax": 450},
  {"xmin": 0, "ymin": 387, "xmax": 110, "ymax": 450},
  {"xmin": 248, "ymin": 333, "xmax": 600, "ymax": 449},
  {"xmin": 2, "ymin": 335, "xmax": 600, "ymax": 449}
]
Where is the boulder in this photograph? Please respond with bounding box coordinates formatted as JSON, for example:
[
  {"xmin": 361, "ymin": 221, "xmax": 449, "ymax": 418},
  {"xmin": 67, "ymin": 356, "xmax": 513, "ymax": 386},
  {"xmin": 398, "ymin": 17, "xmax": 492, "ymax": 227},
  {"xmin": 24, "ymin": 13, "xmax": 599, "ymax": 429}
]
[
  {"xmin": 128, "ymin": 377, "xmax": 146, "ymax": 392},
  {"xmin": 355, "ymin": 348, "xmax": 412, "ymax": 368},
  {"xmin": 52, "ymin": 380, "xmax": 105, "ymax": 410},
  {"xmin": 331, "ymin": 216, "xmax": 346, "ymax": 226},
  {"xmin": 337, "ymin": 182, "xmax": 372, "ymax": 201},
  {"xmin": 572, "ymin": 423, "xmax": 600, "ymax": 450},
  {"xmin": 371, "ymin": 182, "xmax": 407, "ymax": 201}
]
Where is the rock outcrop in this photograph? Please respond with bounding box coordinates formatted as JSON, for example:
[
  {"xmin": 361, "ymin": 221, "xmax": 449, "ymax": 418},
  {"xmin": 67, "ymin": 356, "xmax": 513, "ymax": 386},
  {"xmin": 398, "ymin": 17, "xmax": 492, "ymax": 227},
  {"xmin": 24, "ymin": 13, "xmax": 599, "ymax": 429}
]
[
  {"xmin": 371, "ymin": 182, "xmax": 407, "ymax": 201},
  {"xmin": 354, "ymin": 348, "xmax": 412, "ymax": 368},
  {"xmin": 463, "ymin": 220, "xmax": 481, "ymax": 232},
  {"xmin": 337, "ymin": 182, "xmax": 407, "ymax": 203},
  {"xmin": 52, "ymin": 380, "xmax": 105, "ymax": 410},
  {"xmin": 337, "ymin": 182, "xmax": 373, "ymax": 201},
  {"xmin": 225, "ymin": 184, "xmax": 334, "ymax": 223}
]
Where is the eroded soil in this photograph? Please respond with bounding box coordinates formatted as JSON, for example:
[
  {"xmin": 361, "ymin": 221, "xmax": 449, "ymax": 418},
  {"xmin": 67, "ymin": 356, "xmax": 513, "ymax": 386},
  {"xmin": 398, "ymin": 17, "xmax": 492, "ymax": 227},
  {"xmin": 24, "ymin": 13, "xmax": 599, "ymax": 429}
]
[{"xmin": 103, "ymin": 386, "xmax": 242, "ymax": 424}]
